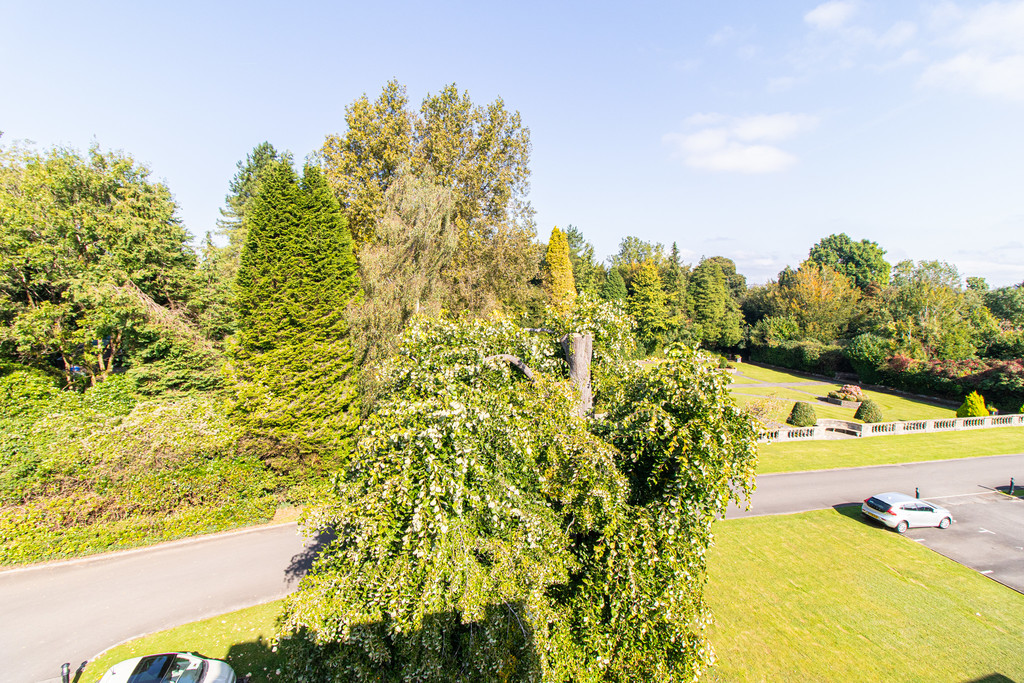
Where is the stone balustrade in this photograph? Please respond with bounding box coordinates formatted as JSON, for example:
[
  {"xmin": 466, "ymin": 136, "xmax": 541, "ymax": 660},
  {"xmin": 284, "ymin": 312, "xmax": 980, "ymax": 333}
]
[{"xmin": 761, "ymin": 414, "xmax": 1024, "ymax": 443}]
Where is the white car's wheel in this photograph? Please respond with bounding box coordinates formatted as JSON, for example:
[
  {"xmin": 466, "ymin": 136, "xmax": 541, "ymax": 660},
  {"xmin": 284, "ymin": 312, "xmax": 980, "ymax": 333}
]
[
  {"xmin": 895, "ymin": 520, "xmax": 909, "ymax": 534},
  {"xmin": 939, "ymin": 517, "xmax": 951, "ymax": 529}
]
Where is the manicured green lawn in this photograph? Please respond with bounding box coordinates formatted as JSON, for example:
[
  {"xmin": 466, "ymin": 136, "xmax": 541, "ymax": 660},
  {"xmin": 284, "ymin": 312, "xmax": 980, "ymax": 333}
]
[
  {"xmin": 707, "ymin": 508, "xmax": 1024, "ymax": 682},
  {"xmin": 758, "ymin": 427, "xmax": 1024, "ymax": 473},
  {"xmin": 81, "ymin": 600, "xmax": 286, "ymax": 683},
  {"xmin": 730, "ymin": 363, "xmax": 825, "ymax": 384}
]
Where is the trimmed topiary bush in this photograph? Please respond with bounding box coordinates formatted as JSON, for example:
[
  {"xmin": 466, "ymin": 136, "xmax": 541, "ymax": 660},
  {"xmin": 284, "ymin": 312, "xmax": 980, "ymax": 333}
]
[
  {"xmin": 855, "ymin": 399, "xmax": 884, "ymax": 423},
  {"xmin": 957, "ymin": 390, "xmax": 990, "ymax": 418},
  {"xmin": 787, "ymin": 401, "xmax": 817, "ymax": 427}
]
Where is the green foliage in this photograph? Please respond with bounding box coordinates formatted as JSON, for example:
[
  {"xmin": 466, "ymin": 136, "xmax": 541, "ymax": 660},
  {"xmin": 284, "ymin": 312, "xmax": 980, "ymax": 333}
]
[
  {"xmin": 845, "ymin": 333, "xmax": 890, "ymax": 383},
  {"xmin": 563, "ymin": 226, "xmax": 605, "ymax": 298},
  {"xmin": 0, "ymin": 143, "xmax": 200, "ymax": 387},
  {"xmin": 199, "ymin": 142, "xmax": 294, "ymax": 340},
  {"xmin": 628, "ymin": 259, "xmax": 668, "ymax": 351},
  {"xmin": 854, "ymin": 399, "xmax": 884, "ymax": 423},
  {"xmin": 689, "ymin": 259, "xmax": 743, "ymax": 349},
  {"xmin": 768, "ymin": 263, "xmax": 860, "ymax": 343},
  {"xmin": 231, "ymin": 163, "xmax": 361, "ymax": 471},
  {"xmin": 749, "ymin": 341, "xmax": 851, "ymax": 376},
  {"xmin": 0, "ymin": 390, "xmax": 276, "ymax": 564},
  {"xmin": 956, "ymin": 390, "xmax": 989, "ymax": 418},
  {"xmin": 750, "ymin": 315, "xmax": 801, "ymax": 345},
  {"xmin": 867, "ymin": 260, "xmax": 998, "ymax": 360},
  {"xmin": 807, "ymin": 233, "xmax": 891, "ymax": 289},
  {"xmin": 984, "ymin": 285, "xmax": 1024, "ymax": 327},
  {"xmin": 787, "ymin": 401, "xmax": 817, "ymax": 427},
  {"xmin": 601, "ymin": 266, "xmax": 627, "ymax": 302},
  {"xmin": 543, "ymin": 226, "xmax": 577, "ymax": 310},
  {"xmin": 322, "ymin": 81, "xmax": 538, "ymax": 315},
  {"xmin": 284, "ymin": 320, "xmax": 758, "ymax": 681}
]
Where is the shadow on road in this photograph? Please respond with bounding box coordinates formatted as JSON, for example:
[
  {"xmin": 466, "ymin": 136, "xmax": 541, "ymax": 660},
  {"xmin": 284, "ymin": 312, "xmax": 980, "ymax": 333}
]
[{"xmin": 285, "ymin": 529, "xmax": 337, "ymax": 583}]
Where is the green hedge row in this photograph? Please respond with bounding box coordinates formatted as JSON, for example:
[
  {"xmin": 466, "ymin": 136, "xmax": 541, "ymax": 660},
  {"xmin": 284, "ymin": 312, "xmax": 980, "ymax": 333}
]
[{"xmin": 748, "ymin": 341, "xmax": 853, "ymax": 375}]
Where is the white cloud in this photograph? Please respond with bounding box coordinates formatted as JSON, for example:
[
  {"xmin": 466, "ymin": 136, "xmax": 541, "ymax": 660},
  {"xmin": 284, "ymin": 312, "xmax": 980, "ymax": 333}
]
[
  {"xmin": 920, "ymin": 1, "xmax": 1024, "ymax": 101},
  {"xmin": 805, "ymin": 1, "xmax": 858, "ymax": 30},
  {"xmin": 922, "ymin": 53, "xmax": 1024, "ymax": 100},
  {"xmin": 664, "ymin": 113, "xmax": 818, "ymax": 174},
  {"xmin": 878, "ymin": 21, "xmax": 918, "ymax": 47},
  {"xmin": 949, "ymin": 1, "xmax": 1024, "ymax": 51}
]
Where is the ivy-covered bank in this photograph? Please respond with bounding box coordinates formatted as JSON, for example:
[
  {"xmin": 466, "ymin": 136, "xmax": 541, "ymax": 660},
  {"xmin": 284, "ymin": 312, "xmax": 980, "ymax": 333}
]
[{"xmin": 0, "ymin": 365, "xmax": 277, "ymax": 565}]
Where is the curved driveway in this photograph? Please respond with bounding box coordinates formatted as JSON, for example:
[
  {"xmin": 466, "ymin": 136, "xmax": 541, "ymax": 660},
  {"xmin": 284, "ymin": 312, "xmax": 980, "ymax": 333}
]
[
  {"xmin": 1, "ymin": 522, "xmax": 323, "ymax": 683},
  {"xmin": 4, "ymin": 453, "xmax": 1022, "ymax": 683}
]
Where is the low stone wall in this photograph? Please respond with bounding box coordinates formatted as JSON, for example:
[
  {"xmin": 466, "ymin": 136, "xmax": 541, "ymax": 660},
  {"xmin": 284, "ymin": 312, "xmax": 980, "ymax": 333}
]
[{"xmin": 762, "ymin": 414, "xmax": 1024, "ymax": 443}]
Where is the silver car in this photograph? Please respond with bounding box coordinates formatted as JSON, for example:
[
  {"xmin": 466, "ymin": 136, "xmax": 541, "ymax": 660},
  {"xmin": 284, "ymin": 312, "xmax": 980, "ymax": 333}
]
[
  {"xmin": 98, "ymin": 652, "xmax": 236, "ymax": 683},
  {"xmin": 861, "ymin": 492, "xmax": 953, "ymax": 534}
]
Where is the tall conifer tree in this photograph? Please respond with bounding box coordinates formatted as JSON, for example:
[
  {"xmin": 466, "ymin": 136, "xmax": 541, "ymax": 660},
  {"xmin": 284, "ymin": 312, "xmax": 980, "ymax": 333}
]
[
  {"xmin": 232, "ymin": 162, "xmax": 360, "ymax": 469},
  {"xmin": 628, "ymin": 260, "xmax": 668, "ymax": 350},
  {"xmin": 543, "ymin": 226, "xmax": 576, "ymax": 310}
]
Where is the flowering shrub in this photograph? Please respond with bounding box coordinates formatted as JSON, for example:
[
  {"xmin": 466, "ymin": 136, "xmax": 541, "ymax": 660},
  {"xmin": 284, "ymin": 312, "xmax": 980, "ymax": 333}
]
[
  {"xmin": 828, "ymin": 384, "xmax": 864, "ymax": 402},
  {"xmin": 283, "ymin": 317, "xmax": 758, "ymax": 682}
]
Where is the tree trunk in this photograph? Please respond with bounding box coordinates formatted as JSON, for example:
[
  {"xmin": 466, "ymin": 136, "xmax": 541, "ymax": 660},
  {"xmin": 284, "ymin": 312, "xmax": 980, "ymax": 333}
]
[{"xmin": 560, "ymin": 332, "xmax": 593, "ymax": 417}]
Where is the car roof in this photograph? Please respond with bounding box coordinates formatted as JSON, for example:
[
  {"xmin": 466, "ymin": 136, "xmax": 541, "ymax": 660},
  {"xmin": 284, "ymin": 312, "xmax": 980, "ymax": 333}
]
[{"xmin": 871, "ymin": 492, "xmax": 916, "ymax": 504}]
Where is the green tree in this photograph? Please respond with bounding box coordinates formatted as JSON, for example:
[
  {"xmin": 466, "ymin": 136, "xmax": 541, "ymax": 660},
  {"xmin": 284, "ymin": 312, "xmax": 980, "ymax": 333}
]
[
  {"xmin": 609, "ymin": 236, "xmax": 666, "ymax": 290},
  {"xmin": 602, "ymin": 266, "xmax": 628, "ymax": 302},
  {"xmin": 956, "ymin": 390, "xmax": 989, "ymax": 417},
  {"xmin": 196, "ymin": 142, "xmax": 293, "ymax": 341},
  {"xmin": 689, "ymin": 259, "xmax": 743, "ymax": 348},
  {"xmin": 231, "ymin": 162, "xmax": 360, "ymax": 470},
  {"xmin": 564, "ymin": 225, "xmax": 605, "ymax": 297},
  {"xmin": 321, "ymin": 81, "xmax": 413, "ymax": 247},
  {"xmin": 768, "ymin": 262, "xmax": 860, "ymax": 343},
  {"xmin": 543, "ymin": 226, "xmax": 576, "ymax": 310},
  {"xmin": 869, "ymin": 260, "xmax": 999, "ymax": 360},
  {"xmin": 703, "ymin": 255, "xmax": 746, "ymax": 300},
  {"xmin": 985, "ymin": 284, "xmax": 1024, "ymax": 327},
  {"xmin": 807, "ymin": 233, "xmax": 891, "ymax": 289},
  {"xmin": 321, "ymin": 82, "xmax": 537, "ymax": 314},
  {"xmin": 283, "ymin": 318, "xmax": 758, "ymax": 682},
  {"xmin": 628, "ymin": 259, "xmax": 668, "ymax": 350},
  {"xmin": 0, "ymin": 144, "xmax": 198, "ymax": 387}
]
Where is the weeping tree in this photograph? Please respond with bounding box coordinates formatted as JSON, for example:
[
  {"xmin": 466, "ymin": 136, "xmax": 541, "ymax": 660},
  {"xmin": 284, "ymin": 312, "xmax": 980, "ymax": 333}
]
[{"xmin": 282, "ymin": 304, "xmax": 759, "ymax": 681}]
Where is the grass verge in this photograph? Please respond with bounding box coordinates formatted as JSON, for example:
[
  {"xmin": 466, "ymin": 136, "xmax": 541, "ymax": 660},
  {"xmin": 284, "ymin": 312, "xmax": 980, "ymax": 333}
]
[
  {"xmin": 707, "ymin": 507, "xmax": 1024, "ymax": 682},
  {"xmin": 758, "ymin": 426, "xmax": 1024, "ymax": 473},
  {"xmin": 81, "ymin": 600, "xmax": 287, "ymax": 683}
]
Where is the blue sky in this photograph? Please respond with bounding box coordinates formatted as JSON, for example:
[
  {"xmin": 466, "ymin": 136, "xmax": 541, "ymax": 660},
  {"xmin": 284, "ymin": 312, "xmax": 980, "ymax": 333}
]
[{"xmin": 2, "ymin": 0, "xmax": 1023, "ymax": 286}]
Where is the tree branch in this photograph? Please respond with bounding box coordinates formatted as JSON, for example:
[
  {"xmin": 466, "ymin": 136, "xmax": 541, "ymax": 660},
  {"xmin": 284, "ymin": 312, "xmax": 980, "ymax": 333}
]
[{"xmin": 484, "ymin": 354, "xmax": 536, "ymax": 382}]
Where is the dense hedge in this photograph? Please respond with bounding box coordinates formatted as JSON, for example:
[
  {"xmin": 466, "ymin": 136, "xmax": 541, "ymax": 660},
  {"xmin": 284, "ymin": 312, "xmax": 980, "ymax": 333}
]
[
  {"xmin": 0, "ymin": 375, "xmax": 277, "ymax": 565},
  {"xmin": 748, "ymin": 341, "xmax": 852, "ymax": 375},
  {"xmin": 865, "ymin": 356, "xmax": 1024, "ymax": 412}
]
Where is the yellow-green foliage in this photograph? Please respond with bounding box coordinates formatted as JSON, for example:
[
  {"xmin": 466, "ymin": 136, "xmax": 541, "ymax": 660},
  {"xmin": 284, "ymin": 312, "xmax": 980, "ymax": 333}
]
[
  {"xmin": 956, "ymin": 390, "xmax": 989, "ymax": 417},
  {"xmin": 544, "ymin": 225, "xmax": 577, "ymax": 310},
  {"xmin": 0, "ymin": 387, "xmax": 276, "ymax": 565}
]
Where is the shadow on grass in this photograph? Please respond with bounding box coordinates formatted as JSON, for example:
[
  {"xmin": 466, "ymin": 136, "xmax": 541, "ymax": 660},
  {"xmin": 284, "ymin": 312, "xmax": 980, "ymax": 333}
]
[
  {"xmin": 830, "ymin": 502, "xmax": 896, "ymax": 531},
  {"xmin": 963, "ymin": 675, "xmax": 1017, "ymax": 683},
  {"xmin": 225, "ymin": 601, "xmax": 539, "ymax": 683}
]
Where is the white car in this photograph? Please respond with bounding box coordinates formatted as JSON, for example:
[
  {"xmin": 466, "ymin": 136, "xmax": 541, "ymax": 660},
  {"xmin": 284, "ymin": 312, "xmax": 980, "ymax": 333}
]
[
  {"xmin": 98, "ymin": 652, "xmax": 236, "ymax": 683},
  {"xmin": 861, "ymin": 492, "xmax": 953, "ymax": 534}
]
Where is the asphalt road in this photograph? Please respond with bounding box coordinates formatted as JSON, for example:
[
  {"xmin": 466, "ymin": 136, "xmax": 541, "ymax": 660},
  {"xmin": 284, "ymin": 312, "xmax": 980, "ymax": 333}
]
[
  {"xmin": 0, "ymin": 522, "xmax": 322, "ymax": 683},
  {"xmin": 727, "ymin": 452, "xmax": 1024, "ymax": 518},
  {"xmin": 5, "ymin": 453, "xmax": 1022, "ymax": 683}
]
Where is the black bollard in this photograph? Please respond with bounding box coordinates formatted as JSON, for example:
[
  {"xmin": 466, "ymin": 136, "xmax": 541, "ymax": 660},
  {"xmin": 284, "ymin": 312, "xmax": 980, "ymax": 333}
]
[
  {"xmin": 1011, "ymin": 477, "xmax": 1016, "ymax": 495},
  {"xmin": 62, "ymin": 663, "xmax": 70, "ymax": 683},
  {"xmin": 915, "ymin": 487, "xmax": 920, "ymax": 499}
]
